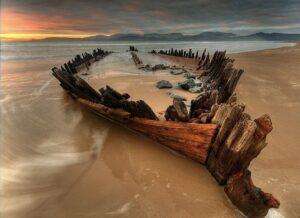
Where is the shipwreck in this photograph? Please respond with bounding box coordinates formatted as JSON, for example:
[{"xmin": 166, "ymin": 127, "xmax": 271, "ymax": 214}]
[{"xmin": 51, "ymin": 47, "xmax": 280, "ymax": 217}]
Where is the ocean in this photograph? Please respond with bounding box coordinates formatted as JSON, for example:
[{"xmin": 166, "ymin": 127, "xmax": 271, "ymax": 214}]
[{"xmin": 1, "ymin": 40, "xmax": 295, "ymax": 61}]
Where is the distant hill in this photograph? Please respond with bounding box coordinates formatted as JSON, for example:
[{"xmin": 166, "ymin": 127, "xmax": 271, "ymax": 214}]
[
  {"xmin": 84, "ymin": 33, "xmax": 185, "ymax": 41},
  {"xmin": 185, "ymin": 32, "xmax": 238, "ymax": 41},
  {"xmin": 29, "ymin": 37, "xmax": 83, "ymax": 42},
  {"xmin": 241, "ymin": 32, "xmax": 300, "ymax": 41},
  {"xmin": 29, "ymin": 32, "xmax": 300, "ymax": 42}
]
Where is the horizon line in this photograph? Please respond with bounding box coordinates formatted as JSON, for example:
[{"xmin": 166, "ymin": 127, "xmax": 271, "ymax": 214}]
[{"xmin": 1, "ymin": 31, "xmax": 300, "ymax": 42}]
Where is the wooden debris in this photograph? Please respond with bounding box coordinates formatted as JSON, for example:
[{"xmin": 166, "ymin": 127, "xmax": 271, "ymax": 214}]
[
  {"xmin": 152, "ymin": 48, "xmax": 200, "ymax": 59},
  {"xmin": 165, "ymin": 99, "xmax": 189, "ymax": 122},
  {"xmin": 131, "ymin": 52, "xmax": 143, "ymax": 66},
  {"xmin": 127, "ymin": 118, "xmax": 217, "ymax": 162},
  {"xmin": 173, "ymin": 99, "xmax": 189, "ymax": 121},
  {"xmin": 207, "ymin": 110, "xmax": 272, "ymax": 185},
  {"xmin": 52, "ymin": 67, "xmax": 102, "ymax": 103},
  {"xmin": 150, "ymin": 48, "xmax": 279, "ymax": 216},
  {"xmin": 152, "ymin": 49, "xmax": 244, "ymax": 103},
  {"xmin": 199, "ymin": 51, "xmax": 244, "ymax": 102},
  {"xmin": 225, "ymin": 170, "xmax": 280, "ymax": 217},
  {"xmin": 77, "ymin": 97, "xmax": 217, "ymax": 163},
  {"xmin": 99, "ymin": 85, "xmax": 158, "ymax": 120},
  {"xmin": 190, "ymin": 90, "xmax": 219, "ymax": 118},
  {"xmin": 129, "ymin": 46, "xmax": 138, "ymax": 52},
  {"xmin": 121, "ymin": 100, "xmax": 159, "ymax": 120},
  {"xmin": 52, "ymin": 47, "xmax": 279, "ymax": 217}
]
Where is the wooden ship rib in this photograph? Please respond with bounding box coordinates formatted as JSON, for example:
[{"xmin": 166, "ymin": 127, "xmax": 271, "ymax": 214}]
[{"xmin": 52, "ymin": 47, "xmax": 280, "ymax": 217}]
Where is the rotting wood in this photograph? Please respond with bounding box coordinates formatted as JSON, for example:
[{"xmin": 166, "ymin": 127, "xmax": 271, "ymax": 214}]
[
  {"xmin": 165, "ymin": 98, "xmax": 189, "ymax": 122},
  {"xmin": 77, "ymin": 97, "xmax": 217, "ymax": 163},
  {"xmin": 225, "ymin": 170, "xmax": 280, "ymax": 217},
  {"xmin": 131, "ymin": 51, "xmax": 144, "ymax": 67},
  {"xmin": 156, "ymin": 49, "xmax": 244, "ymax": 103},
  {"xmin": 152, "ymin": 48, "xmax": 201, "ymax": 60},
  {"xmin": 52, "ymin": 47, "xmax": 280, "ymax": 217}
]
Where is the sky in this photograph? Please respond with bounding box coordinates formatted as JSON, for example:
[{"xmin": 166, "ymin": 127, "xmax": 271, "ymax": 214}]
[{"xmin": 1, "ymin": 0, "xmax": 300, "ymax": 40}]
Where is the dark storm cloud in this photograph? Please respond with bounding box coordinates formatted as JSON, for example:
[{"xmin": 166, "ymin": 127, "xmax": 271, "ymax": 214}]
[{"xmin": 2, "ymin": 0, "xmax": 300, "ymax": 34}]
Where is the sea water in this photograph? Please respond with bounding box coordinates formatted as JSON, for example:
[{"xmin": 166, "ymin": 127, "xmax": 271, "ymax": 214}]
[{"xmin": 1, "ymin": 40, "xmax": 295, "ymax": 61}]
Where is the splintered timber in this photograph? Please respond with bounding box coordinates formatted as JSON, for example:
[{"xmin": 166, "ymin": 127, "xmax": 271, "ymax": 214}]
[{"xmin": 51, "ymin": 47, "xmax": 279, "ymax": 217}]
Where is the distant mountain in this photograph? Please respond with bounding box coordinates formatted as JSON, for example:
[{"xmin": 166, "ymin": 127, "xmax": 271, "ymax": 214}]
[
  {"xmin": 29, "ymin": 37, "xmax": 83, "ymax": 42},
  {"xmin": 84, "ymin": 33, "xmax": 184, "ymax": 41},
  {"xmin": 84, "ymin": 35, "xmax": 109, "ymax": 41},
  {"xmin": 85, "ymin": 32, "xmax": 300, "ymax": 41},
  {"xmin": 143, "ymin": 33, "xmax": 184, "ymax": 40},
  {"xmin": 29, "ymin": 32, "xmax": 300, "ymax": 42},
  {"xmin": 241, "ymin": 32, "xmax": 300, "ymax": 41},
  {"xmin": 185, "ymin": 32, "xmax": 238, "ymax": 41}
]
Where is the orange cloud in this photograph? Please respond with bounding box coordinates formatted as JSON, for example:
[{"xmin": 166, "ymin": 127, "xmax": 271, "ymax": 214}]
[
  {"xmin": 0, "ymin": 8, "xmax": 106, "ymax": 40},
  {"xmin": 2, "ymin": 8, "xmax": 64, "ymax": 33}
]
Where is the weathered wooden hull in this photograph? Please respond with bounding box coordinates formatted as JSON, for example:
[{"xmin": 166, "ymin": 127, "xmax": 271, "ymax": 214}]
[
  {"xmin": 52, "ymin": 48, "xmax": 280, "ymax": 217},
  {"xmin": 77, "ymin": 98, "xmax": 217, "ymax": 164}
]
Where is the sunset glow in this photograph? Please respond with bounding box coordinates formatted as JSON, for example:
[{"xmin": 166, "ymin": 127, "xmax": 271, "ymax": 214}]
[
  {"xmin": 0, "ymin": 33, "xmax": 95, "ymax": 41},
  {"xmin": 1, "ymin": 0, "xmax": 300, "ymax": 42},
  {"xmin": 0, "ymin": 8, "xmax": 99, "ymax": 41}
]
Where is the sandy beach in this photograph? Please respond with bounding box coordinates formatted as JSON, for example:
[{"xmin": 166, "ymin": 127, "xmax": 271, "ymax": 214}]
[
  {"xmin": 1, "ymin": 43, "xmax": 299, "ymax": 218},
  {"xmin": 159, "ymin": 43, "xmax": 300, "ymax": 217},
  {"xmin": 232, "ymin": 44, "xmax": 300, "ymax": 217}
]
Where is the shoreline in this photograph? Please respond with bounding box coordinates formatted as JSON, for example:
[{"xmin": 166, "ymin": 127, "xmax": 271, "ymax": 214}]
[{"xmin": 1, "ymin": 40, "xmax": 296, "ymax": 63}]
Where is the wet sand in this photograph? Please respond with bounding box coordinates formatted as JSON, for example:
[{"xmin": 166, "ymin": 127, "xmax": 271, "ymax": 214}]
[
  {"xmin": 1, "ymin": 45, "xmax": 299, "ymax": 218},
  {"xmin": 231, "ymin": 45, "xmax": 300, "ymax": 218},
  {"xmin": 161, "ymin": 43, "xmax": 300, "ymax": 217}
]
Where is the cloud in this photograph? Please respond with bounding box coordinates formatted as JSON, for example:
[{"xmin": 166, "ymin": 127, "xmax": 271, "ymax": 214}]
[{"xmin": 1, "ymin": 0, "xmax": 300, "ymax": 35}]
